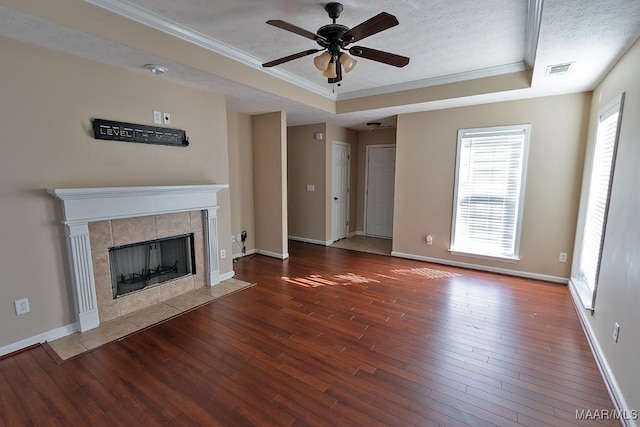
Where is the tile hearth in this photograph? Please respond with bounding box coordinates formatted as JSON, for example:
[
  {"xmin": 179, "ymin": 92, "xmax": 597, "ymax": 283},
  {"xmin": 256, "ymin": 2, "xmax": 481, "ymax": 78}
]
[{"xmin": 46, "ymin": 278, "xmax": 254, "ymax": 361}]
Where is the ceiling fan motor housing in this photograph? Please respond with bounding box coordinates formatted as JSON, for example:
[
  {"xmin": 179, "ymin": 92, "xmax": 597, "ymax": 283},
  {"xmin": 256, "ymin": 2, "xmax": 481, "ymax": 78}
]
[
  {"xmin": 325, "ymin": 2, "xmax": 344, "ymax": 21},
  {"xmin": 316, "ymin": 24, "xmax": 350, "ymax": 53}
]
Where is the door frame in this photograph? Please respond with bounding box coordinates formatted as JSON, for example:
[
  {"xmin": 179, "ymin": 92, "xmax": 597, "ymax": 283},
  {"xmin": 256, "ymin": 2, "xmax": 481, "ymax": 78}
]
[
  {"xmin": 332, "ymin": 141, "xmax": 351, "ymax": 242},
  {"xmin": 364, "ymin": 144, "xmax": 396, "ymax": 238}
]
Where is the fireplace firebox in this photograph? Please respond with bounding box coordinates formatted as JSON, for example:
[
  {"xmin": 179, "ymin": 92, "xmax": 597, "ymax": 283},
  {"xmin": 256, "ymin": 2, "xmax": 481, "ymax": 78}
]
[{"xmin": 109, "ymin": 234, "xmax": 196, "ymax": 298}]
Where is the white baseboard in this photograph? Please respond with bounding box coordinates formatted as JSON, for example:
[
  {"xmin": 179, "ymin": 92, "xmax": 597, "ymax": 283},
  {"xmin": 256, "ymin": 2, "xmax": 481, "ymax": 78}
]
[
  {"xmin": 0, "ymin": 323, "xmax": 78, "ymax": 357},
  {"xmin": 219, "ymin": 271, "xmax": 236, "ymax": 281},
  {"xmin": 257, "ymin": 249, "xmax": 289, "ymax": 260},
  {"xmin": 232, "ymin": 248, "xmax": 257, "ymax": 259},
  {"xmin": 288, "ymin": 235, "xmax": 333, "ymax": 246},
  {"xmin": 568, "ymin": 282, "xmax": 636, "ymax": 427},
  {"xmin": 355, "ymin": 230, "xmax": 365, "ymax": 236},
  {"xmin": 391, "ymin": 251, "xmax": 569, "ymax": 284},
  {"xmin": 348, "ymin": 231, "xmax": 358, "ymax": 238}
]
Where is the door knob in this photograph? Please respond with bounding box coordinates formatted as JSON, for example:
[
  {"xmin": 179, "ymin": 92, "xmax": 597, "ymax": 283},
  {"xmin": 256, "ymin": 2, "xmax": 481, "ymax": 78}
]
[{"xmin": 334, "ymin": 197, "xmax": 338, "ymax": 200}]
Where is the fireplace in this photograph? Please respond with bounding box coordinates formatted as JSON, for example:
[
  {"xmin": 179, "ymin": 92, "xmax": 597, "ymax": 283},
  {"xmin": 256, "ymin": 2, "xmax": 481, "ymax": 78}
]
[
  {"xmin": 49, "ymin": 185, "xmax": 228, "ymax": 332},
  {"xmin": 110, "ymin": 233, "xmax": 196, "ymax": 298}
]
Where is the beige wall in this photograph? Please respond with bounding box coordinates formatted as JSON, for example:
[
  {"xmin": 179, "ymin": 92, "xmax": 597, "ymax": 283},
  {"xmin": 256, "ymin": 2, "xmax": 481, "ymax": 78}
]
[
  {"xmin": 356, "ymin": 128, "xmax": 397, "ymax": 232},
  {"xmin": 394, "ymin": 93, "xmax": 590, "ymax": 279},
  {"xmin": 227, "ymin": 111, "xmax": 256, "ymax": 256},
  {"xmin": 576, "ymin": 38, "xmax": 640, "ymax": 413},
  {"xmin": 287, "ymin": 124, "xmax": 327, "ymax": 242},
  {"xmin": 0, "ymin": 37, "xmax": 232, "ymax": 348},
  {"xmin": 252, "ymin": 112, "xmax": 288, "ymax": 257},
  {"xmin": 325, "ymin": 125, "xmax": 358, "ymax": 240}
]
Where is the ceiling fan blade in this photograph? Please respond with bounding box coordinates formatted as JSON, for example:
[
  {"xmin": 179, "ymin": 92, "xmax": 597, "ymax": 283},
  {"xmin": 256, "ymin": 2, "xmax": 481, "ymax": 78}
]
[
  {"xmin": 266, "ymin": 20, "xmax": 327, "ymax": 43},
  {"xmin": 262, "ymin": 49, "xmax": 322, "ymax": 68},
  {"xmin": 342, "ymin": 12, "xmax": 399, "ymax": 44},
  {"xmin": 328, "ymin": 60, "xmax": 343, "ymax": 84},
  {"xmin": 349, "ymin": 46, "xmax": 410, "ymax": 67}
]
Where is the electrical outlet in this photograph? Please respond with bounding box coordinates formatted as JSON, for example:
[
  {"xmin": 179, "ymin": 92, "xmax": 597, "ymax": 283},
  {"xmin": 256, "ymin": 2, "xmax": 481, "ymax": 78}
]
[
  {"xmin": 426, "ymin": 235, "xmax": 433, "ymax": 245},
  {"xmin": 14, "ymin": 298, "xmax": 30, "ymax": 315},
  {"xmin": 559, "ymin": 252, "xmax": 567, "ymax": 263},
  {"xmin": 220, "ymin": 249, "xmax": 226, "ymax": 259},
  {"xmin": 613, "ymin": 322, "xmax": 620, "ymax": 342},
  {"xmin": 236, "ymin": 233, "xmax": 241, "ymax": 241},
  {"xmin": 163, "ymin": 112, "xmax": 171, "ymax": 124}
]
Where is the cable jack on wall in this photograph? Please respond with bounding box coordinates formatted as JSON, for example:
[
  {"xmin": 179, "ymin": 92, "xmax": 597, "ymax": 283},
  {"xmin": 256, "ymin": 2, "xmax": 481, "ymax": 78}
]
[{"xmin": 232, "ymin": 230, "xmax": 248, "ymax": 262}]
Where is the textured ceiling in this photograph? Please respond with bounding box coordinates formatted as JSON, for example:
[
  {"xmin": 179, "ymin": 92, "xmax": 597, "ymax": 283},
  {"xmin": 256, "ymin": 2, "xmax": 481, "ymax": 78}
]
[
  {"xmin": 1, "ymin": 0, "xmax": 639, "ymax": 129},
  {"xmin": 123, "ymin": 0, "xmax": 529, "ymax": 94}
]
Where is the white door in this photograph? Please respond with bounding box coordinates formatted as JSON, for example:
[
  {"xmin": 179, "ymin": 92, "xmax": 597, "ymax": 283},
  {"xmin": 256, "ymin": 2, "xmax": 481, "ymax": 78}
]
[
  {"xmin": 332, "ymin": 142, "xmax": 350, "ymax": 241},
  {"xmin": 365, "ymin": 145, "xmax": 396, "ymax": 238}
]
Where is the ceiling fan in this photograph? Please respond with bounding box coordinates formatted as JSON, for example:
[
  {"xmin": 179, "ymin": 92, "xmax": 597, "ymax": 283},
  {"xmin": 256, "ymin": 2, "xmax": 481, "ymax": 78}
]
[{"xmin": 262, "ymin": 2, "xmax": 410, "ymax": 84}]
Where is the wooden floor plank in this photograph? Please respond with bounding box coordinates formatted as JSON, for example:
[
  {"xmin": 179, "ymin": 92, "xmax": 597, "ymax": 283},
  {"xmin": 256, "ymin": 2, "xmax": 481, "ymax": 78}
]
[{"xmin": 0, "ymin": 241, "xmax": 620, "ymax": 426}]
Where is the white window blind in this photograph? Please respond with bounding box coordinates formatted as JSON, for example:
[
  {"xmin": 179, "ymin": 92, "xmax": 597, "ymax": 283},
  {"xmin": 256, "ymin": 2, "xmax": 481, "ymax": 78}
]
[
  {"xmin": 576, "ymin": 98, "xmax": 623, "ymax": 293},
  {"xmin": 450, "ymin": 125, "xmax": 530, "ymax": 260}
]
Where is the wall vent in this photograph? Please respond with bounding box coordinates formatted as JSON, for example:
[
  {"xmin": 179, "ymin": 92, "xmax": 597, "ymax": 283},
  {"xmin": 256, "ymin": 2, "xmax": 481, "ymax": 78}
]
[{"xmin": 546, "ymin": 62, "xmax": 573, "ymax": 76}]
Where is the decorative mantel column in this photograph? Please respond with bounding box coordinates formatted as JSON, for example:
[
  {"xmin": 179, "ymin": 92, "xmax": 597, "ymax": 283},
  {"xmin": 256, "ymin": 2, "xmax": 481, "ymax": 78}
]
[
  {"xmin": 65, "ymin": 222, "xmax": 100, "ymax": 332},
  {"xmin": 49, "ymin": 184, "xmax": 228, "ymax": 332}
]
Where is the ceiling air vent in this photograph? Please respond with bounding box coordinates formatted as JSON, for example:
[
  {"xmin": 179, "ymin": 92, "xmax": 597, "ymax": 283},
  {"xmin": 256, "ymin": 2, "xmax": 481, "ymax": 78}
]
[{"xmin": 546, "ymin": 62, "xmax": 573, "ymax": 76}]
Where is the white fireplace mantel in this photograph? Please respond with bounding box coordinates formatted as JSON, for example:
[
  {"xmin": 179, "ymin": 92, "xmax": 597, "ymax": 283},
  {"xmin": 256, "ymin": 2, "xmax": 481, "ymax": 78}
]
[{"xmin": 49, "ymin": 184, "xmax": 228, "ymax": 332}]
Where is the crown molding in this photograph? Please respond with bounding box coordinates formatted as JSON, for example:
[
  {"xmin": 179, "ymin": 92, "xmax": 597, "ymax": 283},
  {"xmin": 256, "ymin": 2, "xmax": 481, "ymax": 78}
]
[
  {"xmin": 524, "ymin": 0, "xmax": 544, "ymax": 66},
  {"xmin": 337, "ymin": 62, "xmax": 529, "ymax": 101},
  {"xmin": 83, "ymin": 0, "xmax": 336, "ymax": 100},
  {"xmin": 84, "ymin": 0, "xmax": 541, "ymax": 104}
]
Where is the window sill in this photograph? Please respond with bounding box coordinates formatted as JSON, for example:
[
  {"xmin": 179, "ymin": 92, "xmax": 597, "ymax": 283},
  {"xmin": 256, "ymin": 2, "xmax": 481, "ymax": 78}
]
[
  {"xmin": 449, "ymin": 249, "xmax": 520, "ymax": 264},
  {"xmin": 569, "ymin": 278, "xmax": 595, "ymax": 311}
]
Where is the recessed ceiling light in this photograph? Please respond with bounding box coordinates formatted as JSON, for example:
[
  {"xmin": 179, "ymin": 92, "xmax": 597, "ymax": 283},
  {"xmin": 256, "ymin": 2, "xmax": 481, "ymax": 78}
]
[{"xmin": 144, "ymin": 64, "xmax": 168, "ymax": 75}]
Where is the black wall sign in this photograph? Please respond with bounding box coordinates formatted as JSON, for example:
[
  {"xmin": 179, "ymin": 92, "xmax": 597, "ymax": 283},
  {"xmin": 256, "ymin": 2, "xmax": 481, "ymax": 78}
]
[{"xmin": 92, "ymin": 119, "xmax": 189, "ymax": 147}]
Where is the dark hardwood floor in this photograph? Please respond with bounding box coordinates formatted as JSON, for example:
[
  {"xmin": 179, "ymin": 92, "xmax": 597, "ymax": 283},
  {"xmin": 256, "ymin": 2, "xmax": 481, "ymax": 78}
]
[{"xmin": 0, "ymin": 241, "xmax": 619, "ymax": 426}]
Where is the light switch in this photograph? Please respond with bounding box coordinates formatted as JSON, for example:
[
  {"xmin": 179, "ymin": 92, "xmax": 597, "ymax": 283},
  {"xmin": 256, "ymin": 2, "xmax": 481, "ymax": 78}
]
[
  {"xmin": 153, "ymin": 111, "xmax": 162, "ymax": 124},
  {"xmin": 306, "ymin": 184, "xmax": 315, "ymax": 192}
]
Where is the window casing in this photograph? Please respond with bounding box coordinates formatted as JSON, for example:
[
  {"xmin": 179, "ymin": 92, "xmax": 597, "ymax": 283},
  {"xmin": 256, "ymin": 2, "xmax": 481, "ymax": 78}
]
[
  {"xmin": 571, "ymin": 94, "xmax": 624, "ymax": 310},
  {"xmin": 450, "ymin": 125, "xmax": 531, "ymax": 261}
]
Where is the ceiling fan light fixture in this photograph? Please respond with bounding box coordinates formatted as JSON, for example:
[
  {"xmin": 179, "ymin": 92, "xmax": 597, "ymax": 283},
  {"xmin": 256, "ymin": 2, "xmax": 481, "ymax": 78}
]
[
  {"xmin": 322, "ymin": 61, "xmax": 337, "ymax": 78},
  {"xmin": 313, "ymin": 51, "xmax": 331, "ymax": 71},
  {"xmin": 339, "ymin": 53, "xmax": 357, "ymax": 73}
]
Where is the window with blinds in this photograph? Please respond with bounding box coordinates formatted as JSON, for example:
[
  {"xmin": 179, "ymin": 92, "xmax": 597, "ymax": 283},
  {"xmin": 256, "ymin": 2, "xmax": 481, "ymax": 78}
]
[
  {"xmin": 574, "ymin": 94, "xmax": 624, "ymax": 300},
  {"xmin": 450, "ymin": 125, "xmax": 531, "ymax": 260}
]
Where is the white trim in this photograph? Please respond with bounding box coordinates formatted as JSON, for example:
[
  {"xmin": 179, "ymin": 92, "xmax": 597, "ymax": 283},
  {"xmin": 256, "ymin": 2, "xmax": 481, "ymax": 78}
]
[
  {"xmin": 348, "ymin": 231, "xmax": 357, "ymax": 238},
  {"xmin": 49, "ymin": 185, "xmax": 227, "ymax": 332},
  {"xmin": 218, "ymin": 271, "xmax": 236, "ymax": 282},
  {"xmin": 84, "ymin": 0, "xmax": 334, "ymax": 100},
  {"xmin": 337, "ymin": 62, "xmax": 528, "ymax": 100},
  {"xmin": 257, "ymin": 249, "xmax": 290, "ymax": 259},
  {"xmin": 569, "ymin": 278, "xmax": 595, "ymax": 311},
  {"xmin": 0, "ymin": 323, "xmax": 78, "ymax": 357},
  {"xmin": 288, "ymin": 235, "xmax": 333, "ymax": 246},
  {"xmin": 391, "ymin": 251, "xmax": 568, "ymax": 284},
  {"xmin": 568, "ymin": 284, "xmax": 636, "ymax": 427},
  {"xmin": 84, "ymin": 0, "xmax": 541, "ymax": 102},
  {"xmin": 364, "ymin": 144, "xmax": 396, "ymax": 238},
  {"xmin": 232, "ymin": 248, "xmax": 257, "ymax": 259},
  {"xmin": 355, "ymin": 230, "xmax": 365, "ymax": 236},
  {"xmin": 332, "ymin": 141, "xmax": 351, "ymax": 242},
  {"xmin": 524, "ymin": 0, "xmax": 544, "ymax": 66},
  {"xmin": 450, "ymin": 124, "xmax": 531, "ymax": 260},
  {"xmin": 449, "ymin": 250, "xmax": 520, "ymax": 264},
  {"xmin": 570, "ymin": 93, "xmax": 625, "ymax": 312}
]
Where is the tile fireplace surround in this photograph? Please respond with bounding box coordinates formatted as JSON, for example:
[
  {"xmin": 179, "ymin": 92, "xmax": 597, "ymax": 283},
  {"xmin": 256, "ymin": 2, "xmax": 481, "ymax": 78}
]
[{"xmin": 49, "ymin": 185, "xmax": 228, "ymax": 333}]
